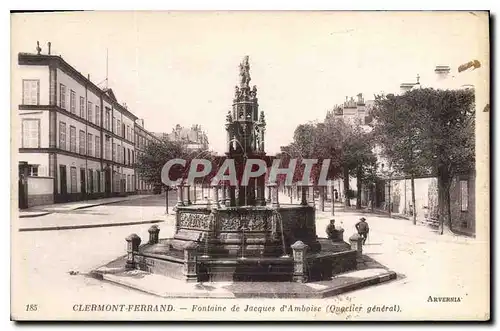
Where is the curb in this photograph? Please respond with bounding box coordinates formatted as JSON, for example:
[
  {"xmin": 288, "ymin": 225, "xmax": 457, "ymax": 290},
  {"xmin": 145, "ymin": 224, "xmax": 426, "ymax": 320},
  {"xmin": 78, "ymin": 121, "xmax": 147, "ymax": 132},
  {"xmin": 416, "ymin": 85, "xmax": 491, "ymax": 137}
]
[
  {"xmin": 18, "ymin": 195, "xmax": 153, "ymax": 219},
  {"xmin": 69, "ymin": 196, "xmax": 150, "ymax": 211},
  {"xmin": 19, "ymin": 219, "xmax": 164, "ymax": 232},
  {"xmin": 91, "ymin": 268, "xmax": 398, "ymax": 299},
  {"xmin": 19, "ymin": 212, "xmax": 51, "ymax": 219}
]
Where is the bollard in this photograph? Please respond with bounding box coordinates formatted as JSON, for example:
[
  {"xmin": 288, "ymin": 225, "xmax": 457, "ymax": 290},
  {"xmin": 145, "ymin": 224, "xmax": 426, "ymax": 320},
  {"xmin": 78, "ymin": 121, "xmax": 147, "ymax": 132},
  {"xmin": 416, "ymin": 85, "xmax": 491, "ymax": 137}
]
[
  {"xmin": 185, "ymin": 185, "xmax": 192, "ymax": 205},
  {"xmin": 175, "ymin": 183, "xmax": 185, "ymax": 211},
  {"xmin": 349, "ymin": 233, "xmax": 363, "ymax": 257},
  {"xmin": 268, "ymin": 183, "xmax": 279, "ymax": 208},
  {"xmin": 125, "ymin": 234, "xmax": 141, "ymax": 269},
  {"xmin": 211, "ymin": 184, "xmax": 220, "ymax": 208},
  {"xmin": 301, "ymin": 186, "xmax": 308, "ymax": 206},
  {"xmin": 221, "ymin": 184, "xmax": 227, "ymax": 207},
  {"xmin": 148, "ymin": 225, "xmax": 160, "ymax": 245},
  {"xmin": 183, "ymin": 242, "xmax": 199, "ymax": 282},
  {"xmin": 291, "ymin": 241, "xmax": 309, "ymax": 283}
]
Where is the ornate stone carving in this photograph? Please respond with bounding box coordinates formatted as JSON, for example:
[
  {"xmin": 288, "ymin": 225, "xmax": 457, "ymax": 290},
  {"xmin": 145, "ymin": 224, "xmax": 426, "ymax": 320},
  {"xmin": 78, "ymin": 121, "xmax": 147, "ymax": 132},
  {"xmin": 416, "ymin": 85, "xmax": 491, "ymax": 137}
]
[{"xmin": 178, "ymin": 212, "xmax": 210, "ymax": 230}]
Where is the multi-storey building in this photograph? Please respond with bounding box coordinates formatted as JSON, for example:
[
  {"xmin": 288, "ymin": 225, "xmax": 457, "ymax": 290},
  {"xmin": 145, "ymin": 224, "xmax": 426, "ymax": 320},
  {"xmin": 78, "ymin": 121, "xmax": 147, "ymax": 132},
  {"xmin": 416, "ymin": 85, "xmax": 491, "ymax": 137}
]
[
  {"xmin": 15, "ymin": 48, "xmax": 150, "ymax": 207},
  {"xmin": 330, "ymin": 93, "xmax": 374, "ymax": 125},
  {"xmin": 134, "ymin": 118, "xmax": 161, "ymax": 193},
  {"xmin": 155, "ymin": 124, "xmax": 209, "ymax": 152}
]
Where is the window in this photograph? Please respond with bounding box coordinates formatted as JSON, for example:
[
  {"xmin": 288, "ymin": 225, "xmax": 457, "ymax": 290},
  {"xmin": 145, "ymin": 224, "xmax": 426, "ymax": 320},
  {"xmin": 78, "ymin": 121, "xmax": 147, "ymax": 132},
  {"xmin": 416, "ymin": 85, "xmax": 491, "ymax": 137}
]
[
  {"xmin": 127, "ymin": 149, "xmax": 131, "ymax": 166},
  {"xmin": 70, "ymin": 90, "xmax": 76, "ymax": 114},
  {"xmin": 60, "ymin": 84, "xmax": 66, "ymax": 109},
  {"xmin": 112, "ymin": 117, "xmax": 116, "ymax": 133},
  {"xmin": 79, "ymin": 97, "xmax": 85, "ymax": 118},
  {"xmin": 95, "ymin": 105, "xmax": 101, "ymax": 127},
  {"xmin": 87, "ymin": 133, "xmax": 93, "ymax": 157},
  {"xmin": 127, "ymin": 125, "xmax": 130, "ymax": 140},
  {"xmin": 22, "ymin": 80, "xmax": 39, "ymax": 105},
  {"xmin": 460, "ymin": 180, "xmax": 468, "ymax": 212},
  {"xmin": 131, "ymin": 151, "xmax": 134, "ymax": 165},
  {"xmin": 105, "ymin": 137, "xmax": 110, "ymax": 159},
  {"xmin": 70, "ymin": 126, "xmax": 76, "ymax": 153},
  {"xmin": 79, "ymin": 130, "xmax": 86, "ymax": 154},
  {"xmin": 95, "ymin": 136, "xmax": 101, "ymax": 158},
  {"xmin": 112, "ymin": 143, "xmax": 116, "ymax": 161},
  {"xmin": 70, "ymin": 167, "xmax": 77, "ymax": 193},
  {"xmin": 87, "ymin": 101, "xmax": 93, "ymax": 123},
  {"xmin": 59, "ymin": 122, "xmax": 66, "ymax": 150},
  {"xmin": 122, "ymin": 123, "xmax": 126, "ymax": 138},
  {"xmin": 132, "ymin": 175, "xmax": 135, "ymax": 191},
  {"xmin": 123, "ymin": 146, "xmax": 126, "ymax": 164},
  {"xmin": 105, "ymin": 109, "xmax": 111, "ymax": 130},
  {"xmin": 117, "ymin": 120, "xmax": 121, "ymax": 136},
  {"xmin": 22, "ymin": 119, "xmax": 40, "ymax": 148},
  {"xmin": 28, "ymin": 164, "xmax": 39, "ymax": 176}
]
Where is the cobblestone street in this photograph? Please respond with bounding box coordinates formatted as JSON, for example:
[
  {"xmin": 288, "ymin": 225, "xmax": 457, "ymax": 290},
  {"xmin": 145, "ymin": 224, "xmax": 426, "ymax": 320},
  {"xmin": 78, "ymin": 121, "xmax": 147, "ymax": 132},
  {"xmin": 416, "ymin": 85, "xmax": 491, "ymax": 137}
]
[{"xmin": 12, "ymin": 194, "xmax": 488, "ymax": 320}]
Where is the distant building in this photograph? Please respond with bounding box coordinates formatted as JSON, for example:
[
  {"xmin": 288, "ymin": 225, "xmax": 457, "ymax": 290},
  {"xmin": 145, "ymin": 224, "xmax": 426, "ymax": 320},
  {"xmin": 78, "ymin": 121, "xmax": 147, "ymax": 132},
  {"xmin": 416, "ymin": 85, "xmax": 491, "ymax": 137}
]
[
  {"xmin": 155, "ymin": 124, "xmax": 209, "ymax": 151},
  {"xmin": 329, "ymin": 93, "xmax": 375, "ymax": 125},
  {"xmin": 134, "ymin": 118, "xmax": 161, "ymax": 193}
]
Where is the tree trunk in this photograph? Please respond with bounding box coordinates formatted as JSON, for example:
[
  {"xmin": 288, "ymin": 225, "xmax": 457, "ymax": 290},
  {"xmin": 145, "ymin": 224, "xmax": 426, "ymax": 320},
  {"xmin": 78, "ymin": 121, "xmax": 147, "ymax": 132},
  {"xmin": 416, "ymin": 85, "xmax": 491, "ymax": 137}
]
[
  {"xmin": 319, "ymin": 186, "xmax": 325, "ymax": 211},
  {"xmin": 437, "ymin": 168, "xmax": 452, "ymax": 235},
  {"xmin": 411, "ymin": 174, "xmax": 417, "ymax": 225},
  {"xmin": 343, "ymin": 167, "xmax": 350, "ymax": 207},
  {"xmin": 388, "ymin": 179, "xmax": 391, "ymax": 217},
  {"xmin": 165, "ymin": 187, "xmax": 169, "ymax": 214},
  {"xmin": 356, "ymin": 166, "xmax": 362, "ymax": 209},
  {"xmin": 371, "ymin": 184, "xmax": 375, "ymax": 212},
  {"xmin": 331, "ymin": 184, "xmax": 335, "ymax": 216}
]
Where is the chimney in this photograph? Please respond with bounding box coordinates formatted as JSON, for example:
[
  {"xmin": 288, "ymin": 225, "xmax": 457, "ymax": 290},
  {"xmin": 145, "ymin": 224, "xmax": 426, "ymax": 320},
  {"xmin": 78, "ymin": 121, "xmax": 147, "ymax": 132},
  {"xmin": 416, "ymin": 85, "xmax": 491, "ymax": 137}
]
[{"xmin": 47, "ymin": 42, "xmax": 51, "ymax": 55}]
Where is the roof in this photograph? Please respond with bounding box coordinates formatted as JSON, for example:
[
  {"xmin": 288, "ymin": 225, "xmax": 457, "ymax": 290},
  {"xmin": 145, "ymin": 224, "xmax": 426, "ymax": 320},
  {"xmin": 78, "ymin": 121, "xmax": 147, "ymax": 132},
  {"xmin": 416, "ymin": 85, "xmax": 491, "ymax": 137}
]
[{"xmin": 18, "ymin": 52, "xmax": 138, "ymax": 121}]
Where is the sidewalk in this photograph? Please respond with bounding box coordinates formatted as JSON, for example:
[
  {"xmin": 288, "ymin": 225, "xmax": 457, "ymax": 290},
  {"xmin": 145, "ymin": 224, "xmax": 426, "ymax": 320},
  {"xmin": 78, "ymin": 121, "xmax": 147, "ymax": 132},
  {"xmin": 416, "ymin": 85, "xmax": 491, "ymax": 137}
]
[
  {"xmin": 19, "ymin": 194, "xmax": 152, "ymax": 218},
  {"xmin": 277, "ymin": 192, "xmax": 475, "ymax": 244},
  {"xmin": 17, "ymin": 194, "xmax": 168, "ymax": 232}
]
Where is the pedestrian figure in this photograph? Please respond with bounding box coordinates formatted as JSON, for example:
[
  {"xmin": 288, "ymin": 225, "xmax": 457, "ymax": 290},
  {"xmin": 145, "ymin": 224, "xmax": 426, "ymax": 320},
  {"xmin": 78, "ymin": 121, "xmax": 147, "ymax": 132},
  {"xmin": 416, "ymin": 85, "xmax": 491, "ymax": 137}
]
[
  {"xmin": 326, "ymin": 219, "xmax": 344, "ymax": 242},
  {"xmin": 355, "ymin": 217, "xmax": 370, "ymax": 244}
]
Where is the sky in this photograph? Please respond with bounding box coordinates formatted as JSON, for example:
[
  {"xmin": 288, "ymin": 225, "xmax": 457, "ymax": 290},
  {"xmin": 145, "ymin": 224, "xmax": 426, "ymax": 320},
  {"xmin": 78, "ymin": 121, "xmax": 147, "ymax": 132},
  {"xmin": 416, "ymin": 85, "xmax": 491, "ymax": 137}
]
[{"xmin": 11, "ymin": 11, "xmax": 489, "ymax": 154}]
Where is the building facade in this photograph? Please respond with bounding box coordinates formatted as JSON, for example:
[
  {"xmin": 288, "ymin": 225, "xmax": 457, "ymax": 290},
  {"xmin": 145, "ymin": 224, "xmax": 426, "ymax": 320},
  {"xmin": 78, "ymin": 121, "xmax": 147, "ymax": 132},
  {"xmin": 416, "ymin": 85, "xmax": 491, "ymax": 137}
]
[
  {"xmin": 134, "ymin": 119, "xmax": 161, "ymax": 193},
  {"xmin": 15, "ymin": 49, "xmax": 156, "ymax": 207},
  {"xmin": 156, "ymin": 124, "xmax": 209, "ymax": 151},
  {"xmin": 330, "ymin": 93, "xmax": 375, "ymax": 125}
]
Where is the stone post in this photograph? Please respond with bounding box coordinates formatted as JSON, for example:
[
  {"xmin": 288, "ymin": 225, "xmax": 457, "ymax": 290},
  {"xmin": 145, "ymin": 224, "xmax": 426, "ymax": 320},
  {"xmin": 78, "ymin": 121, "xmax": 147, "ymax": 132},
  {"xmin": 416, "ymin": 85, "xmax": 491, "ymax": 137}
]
[
  {"xmin": 268, "ymin": 183, "xmax": 279, "ymax": 208},
  {"xmin": 148, "ymin": 225, "xmax": 160, "ymax": 245},
  {"xmin": 176, "ymin": 183, "xmax": 185, "ymax": 208},
  {"xmin": 349, "ymin": 233, "xmax": 363, "ymax": 257},
  {"xmin": 212, "ymin": 184, "xmax": 220, "ymax": 208},
  {"xmin": 185, "ymin": 185, "xmax": 192, "ymax": 205},
  {"xmin": 291, "ymin": 241, "xmax": 308, "ymax": 283},
  {"xmin": 266, "ymin": 186, "xmax": 272, "ymax": 203},
  {"xmin": 125, "ymin": 234, "xmax": 141, "ymax": 269},
  {"xmin": 183, "ymin": 242, "xmax": 199, "ymax": 282},
  {"xmin": 256, "ymin": 176, "xmax": 266, "ymax": 206},
  {"xmin": 301, "ymin": 186, "xmax": 308, "ymax": 206},
  {"xmin": 221, "ymin": 184, "xmax": 227, "ymax": 207},
  {"xmin": 309, "ymin": 185, "xmax": 316, "ymax": 209}
]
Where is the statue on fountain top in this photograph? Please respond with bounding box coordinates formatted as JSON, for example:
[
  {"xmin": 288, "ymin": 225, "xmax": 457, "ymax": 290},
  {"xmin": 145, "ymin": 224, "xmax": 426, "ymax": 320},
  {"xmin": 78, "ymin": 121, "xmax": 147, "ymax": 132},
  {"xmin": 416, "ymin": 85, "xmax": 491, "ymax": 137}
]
[{"xmin": 239, "ymin": 55, "xmax": 251, "ymax": 88}]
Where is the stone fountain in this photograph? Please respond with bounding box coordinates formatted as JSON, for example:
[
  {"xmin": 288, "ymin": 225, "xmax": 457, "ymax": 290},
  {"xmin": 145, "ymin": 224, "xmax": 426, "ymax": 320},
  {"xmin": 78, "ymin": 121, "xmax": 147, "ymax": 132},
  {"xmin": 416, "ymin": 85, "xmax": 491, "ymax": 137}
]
[{"xmin": 103, "ymin": 56, "xmax": 359, "ymax": 284}]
